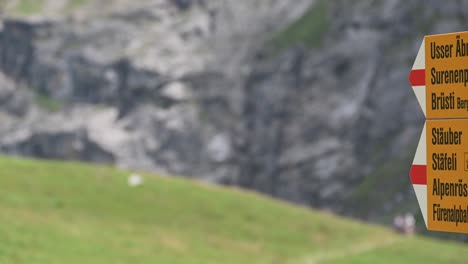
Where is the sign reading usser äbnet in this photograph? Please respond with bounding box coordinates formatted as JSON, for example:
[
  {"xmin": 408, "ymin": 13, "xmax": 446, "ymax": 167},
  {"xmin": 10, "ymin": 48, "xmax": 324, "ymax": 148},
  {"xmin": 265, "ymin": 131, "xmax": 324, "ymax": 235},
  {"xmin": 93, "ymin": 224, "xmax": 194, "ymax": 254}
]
[
  {"xmin": 409, "ymin": 31, "xmax": 468, "ymax": 118},
  {"xmin": 410, "ymin": 31, "xmax": 468, "ymax": 233}
]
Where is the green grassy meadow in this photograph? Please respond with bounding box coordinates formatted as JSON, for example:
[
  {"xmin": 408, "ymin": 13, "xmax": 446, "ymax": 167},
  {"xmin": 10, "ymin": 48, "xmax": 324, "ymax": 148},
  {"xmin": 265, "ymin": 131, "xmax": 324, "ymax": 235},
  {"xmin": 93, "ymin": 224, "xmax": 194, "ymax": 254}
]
[{"xmin": 0, "ymin": 156, "xmax": 466, "ymax": 263}]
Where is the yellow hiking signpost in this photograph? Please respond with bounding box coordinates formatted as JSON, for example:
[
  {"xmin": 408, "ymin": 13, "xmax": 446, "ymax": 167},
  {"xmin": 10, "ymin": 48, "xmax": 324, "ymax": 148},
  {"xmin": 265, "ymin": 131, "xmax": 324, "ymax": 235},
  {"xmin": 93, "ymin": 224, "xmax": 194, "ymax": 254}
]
[{"xmin": 409, "ymin": 31, "xmax": 468, "ymax": 233}]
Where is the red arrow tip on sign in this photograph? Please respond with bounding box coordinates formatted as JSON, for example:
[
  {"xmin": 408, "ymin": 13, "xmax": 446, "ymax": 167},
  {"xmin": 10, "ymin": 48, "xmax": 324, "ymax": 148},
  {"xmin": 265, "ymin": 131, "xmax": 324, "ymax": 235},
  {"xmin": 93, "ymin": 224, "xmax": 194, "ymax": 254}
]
[
  {"xmin": 409, "ymin": 69, "xmax": 425, "ymax": 86},
  {"xmin": 409, "ymin": 165, "xmax": 427, "ymax": 185}
]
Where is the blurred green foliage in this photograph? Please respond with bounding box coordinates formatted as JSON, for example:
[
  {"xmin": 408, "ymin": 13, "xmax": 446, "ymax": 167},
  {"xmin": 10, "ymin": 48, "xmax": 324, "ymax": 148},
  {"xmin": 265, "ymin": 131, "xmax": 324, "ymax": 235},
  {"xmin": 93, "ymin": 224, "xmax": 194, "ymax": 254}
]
[
  {"xmin": 66, "ymin": 0, "xmax": 89, "ymax": 11},
  {"xmin": 271, "ymin": 0, "xmax": 329, "ymax": 51},
  {"xmin": 35, "ymin": 93, "xmax": 64, "ymax": 112},
  {"xmin": 14, "ymin": 0, "xmax": 45, "ymax": 15}
]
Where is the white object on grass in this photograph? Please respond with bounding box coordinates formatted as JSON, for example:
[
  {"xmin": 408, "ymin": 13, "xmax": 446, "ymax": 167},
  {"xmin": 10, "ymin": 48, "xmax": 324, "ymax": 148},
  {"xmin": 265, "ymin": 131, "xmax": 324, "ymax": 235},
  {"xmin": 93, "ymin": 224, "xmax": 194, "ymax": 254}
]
[{"xmin": 128, "ymin": 173, "xmax": 143, "ymax": 187}]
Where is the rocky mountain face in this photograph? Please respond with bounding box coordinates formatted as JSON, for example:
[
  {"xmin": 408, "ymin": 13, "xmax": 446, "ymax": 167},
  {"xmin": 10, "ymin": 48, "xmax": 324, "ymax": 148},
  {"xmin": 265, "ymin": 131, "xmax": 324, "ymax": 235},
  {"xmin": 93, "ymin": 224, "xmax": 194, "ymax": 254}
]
[
  {"xmin": 0, "ymin": 0, "xmax": 312, "ymax": 177},
  {"xmin": 1, "ymin": 0, "xmax": 468, "ymax": 223}
]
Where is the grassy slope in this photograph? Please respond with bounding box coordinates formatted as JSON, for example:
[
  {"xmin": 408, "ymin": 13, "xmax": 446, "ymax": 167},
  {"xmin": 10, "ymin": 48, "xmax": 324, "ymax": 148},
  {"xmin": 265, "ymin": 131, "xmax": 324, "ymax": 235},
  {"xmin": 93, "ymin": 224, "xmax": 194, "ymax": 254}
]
[{"xmin": 0, "ymin": 156, "xmax": 467, "ymax": 263}]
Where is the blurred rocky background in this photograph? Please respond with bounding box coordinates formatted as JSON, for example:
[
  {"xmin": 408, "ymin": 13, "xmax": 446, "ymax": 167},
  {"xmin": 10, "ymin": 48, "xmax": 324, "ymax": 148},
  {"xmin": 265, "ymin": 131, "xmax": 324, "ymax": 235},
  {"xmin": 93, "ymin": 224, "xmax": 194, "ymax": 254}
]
[{"xmin": 0, "ymin": 0, "xmax": 466, "ymax": 234}]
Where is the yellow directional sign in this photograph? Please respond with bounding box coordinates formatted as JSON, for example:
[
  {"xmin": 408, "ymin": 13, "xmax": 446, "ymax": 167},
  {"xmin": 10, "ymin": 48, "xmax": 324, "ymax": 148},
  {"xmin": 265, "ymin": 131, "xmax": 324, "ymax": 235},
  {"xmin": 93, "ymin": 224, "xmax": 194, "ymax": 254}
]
[
  {"xmin": 410, "ymin": 31, "xmax": 468, "ymax": 119},
  {"xmin": 410, "ymin": 31, "xmax": 468, "ymax": 233},
  {"xmin": 426, "ymin": 119, "xmax": 468, "ymax": 233},
  {"xmin": 426, "ymin": 32, "xmax": 468, "ymax": 119}
]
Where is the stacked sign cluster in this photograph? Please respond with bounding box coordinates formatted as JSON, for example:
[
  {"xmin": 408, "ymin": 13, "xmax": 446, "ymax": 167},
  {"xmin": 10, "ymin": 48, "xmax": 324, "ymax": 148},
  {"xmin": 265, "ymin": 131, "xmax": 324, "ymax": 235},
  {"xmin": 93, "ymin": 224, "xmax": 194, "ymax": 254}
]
[{"xmin": 409, "ymin": 31, "xmax": 468, "ymax": 233}]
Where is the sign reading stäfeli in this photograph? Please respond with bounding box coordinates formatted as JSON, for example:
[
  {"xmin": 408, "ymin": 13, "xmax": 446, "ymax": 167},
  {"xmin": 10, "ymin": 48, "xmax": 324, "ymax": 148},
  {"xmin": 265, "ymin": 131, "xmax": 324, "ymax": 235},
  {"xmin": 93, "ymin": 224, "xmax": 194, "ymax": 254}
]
[{"xmin": 427, "ymin": 119, "xmax": 468, "ymax": 233}]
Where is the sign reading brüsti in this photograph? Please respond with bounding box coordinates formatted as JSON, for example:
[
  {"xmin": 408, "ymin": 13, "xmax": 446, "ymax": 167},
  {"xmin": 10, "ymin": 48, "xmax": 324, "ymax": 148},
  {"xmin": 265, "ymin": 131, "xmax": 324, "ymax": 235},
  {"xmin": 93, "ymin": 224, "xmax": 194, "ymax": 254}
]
[
  {"xmin": 409, "ymin": 31, "xmax": 468, "ymax": 234},
  {"xmin": 409, "ymin": 31, "xmax": 468, "ymax": 118}
]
